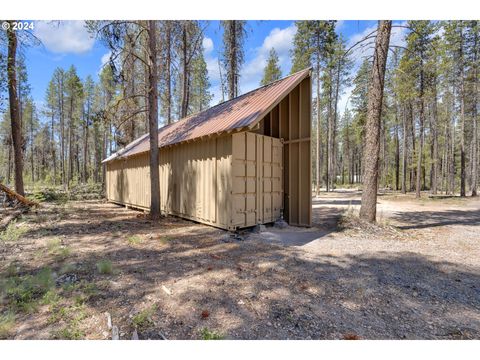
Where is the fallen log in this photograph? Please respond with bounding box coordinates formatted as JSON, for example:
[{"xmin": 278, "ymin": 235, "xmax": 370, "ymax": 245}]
[{"xmin": 0, "ymin": 183, "xmax": 39, "ymax": 208}]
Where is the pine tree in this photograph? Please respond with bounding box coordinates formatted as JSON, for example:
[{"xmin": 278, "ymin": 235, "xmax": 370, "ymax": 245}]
[
  {"xmin": 221, "ymin": 20, "xmax": 247, "ymax": 99},
  {"xmin": 190, "ymin": 52, "xmax": 213, "ymax": 113},
  {"xmin": 261, "ymin": 48, "xmax": 282, "ymax": 86},
  {"xmin": 45, "ymin": 78, "xmax": 58, "ymax": 184},
  {"xmin": 23, "ymin": 99, "xmax": 38, "ymax": 183},
  {"xmin": 64, "ymin": 65, "xmax": 84, "ymax": 187},
  {"xmin": 405, "ymin": 20, "xmax": 436, "ymax": 198},
  {"xmin": 6, "ymin": 21, "xmax": 24, "ymax": 195},
  {"xmin": 82, "ymin": 75, "xmax": 95, "ymax": 183},
  {"xmin": 359, "ymin": 20, "xmax": 392, "ymax": 222}
]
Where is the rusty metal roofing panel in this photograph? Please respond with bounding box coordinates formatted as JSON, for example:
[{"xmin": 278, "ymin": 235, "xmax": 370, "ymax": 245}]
[{"xmin": 103, "ymin": 67, "xmax": 311, "ymax": 162}]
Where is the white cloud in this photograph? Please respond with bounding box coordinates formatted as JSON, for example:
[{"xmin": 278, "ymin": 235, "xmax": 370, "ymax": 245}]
[
  {"xmin": 97, "ymin": 51, "xmax": 113, "ymax": 75},
  {"xmin": 100, "ymin": 51, "xmax": 112, "ymax": 66},
  {"xmin": 34, "ymin": 21, "xmax": 95, "ymax": 54},
  {"xmin": 241, "ymin": 24, "xmax": 296, "ymax": 92},
  {"xmin": 203, "ymin": 36, "xmax": 221, "ymax": 86},
  {"xmin": 203, "ymin": 37, "xmax": 214, "ymax": 54}
]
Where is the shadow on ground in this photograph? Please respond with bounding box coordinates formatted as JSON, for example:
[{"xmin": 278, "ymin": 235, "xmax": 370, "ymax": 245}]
[{"xmin": 392, "ymin": 209, "xmax": 480, "ymax": 230}]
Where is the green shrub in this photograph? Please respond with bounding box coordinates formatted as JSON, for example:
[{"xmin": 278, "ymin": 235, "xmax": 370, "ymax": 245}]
[
  {"xmin": 0, "ymin": 221, "xmax": 27, "ymax": 242},
  {"xmin": 50, "ymin": 300, "xmax": 87, "ymax": 339},
  {"xmin": 96, "ymin": 260, "xmax": 113, "ymax": 275},
  {"xmin": 199, "ymin": 327, "xmax": 224, "ymax": 340},
  {"xmin": 68, "ymin": 183, "xmax": 104, "ymax": 201},
  {"xmin": 2, "ymin": 268, "xmax": 54, "ymax": 312},
  {"xmin": 51, "ymin": 325, "xmax": 85, "ymax": 340},
  {"xmin": 28, "ymin": 187, "xmax": 68, "ymax": 203},
  {"xmin": 40, "ymin": 289, "xmax": 61, "ymax": 306},
  {"xmin": 132, "ymin": 305, "xmax": 156, "ymax": 330}
]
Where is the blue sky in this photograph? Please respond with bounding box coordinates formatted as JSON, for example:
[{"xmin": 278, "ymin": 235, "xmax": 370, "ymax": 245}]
[{"xmin": 25, "ymin": 20, "xmax": 407, "ymax": 124}]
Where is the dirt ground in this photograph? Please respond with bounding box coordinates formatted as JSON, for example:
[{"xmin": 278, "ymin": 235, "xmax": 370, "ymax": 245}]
[{"xmin": 1, "ymin": 190, "xmax": 479, "ymax": 340}]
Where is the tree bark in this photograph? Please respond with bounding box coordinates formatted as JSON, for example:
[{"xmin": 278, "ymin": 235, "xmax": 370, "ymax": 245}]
[
  {"xmin": 416, "ymin": 58, "xmax": 425, "ymax": 198},
  {"xmin": 450, "ymin": 89, "xmax": 456, "ymax": 194},
  {"xmin": 325, "ymin": 69, "xmax": 331, "ymax": 192},
  {"xmin": 30, "ymin": 105, "xmax": 34, "ymax": 183},
  {"xmin": 83, "ymin": 106, "xmax": 90, "ymax": 183},
  {"xmin": 228, "ymin": 21, "xmax": 237, "ymax": 100},
  {"xmin": 165, "ymin": 22, "xmax": 172, "ymax": 124},
  {"xmin": 7, "ymin": 140, "xmax": 12, "ymax": 184},
  {"xmin": 67, "ymin": 95, "xmax": 74, "ymax": 188},
  {"xmin": 394, "ymin": 108, "xmax": 400, "ymax": 191},
  {"xmin": 359, "ymin": 20, "xmax": 392, "ymax": 223},
  {"xmin": 401, "ymin": 104, "xmax": 407, "ymax": 194},
  {"xmin": 51, "ymin": 111, "xmax": 57, "ymax": 185},
  {"xmin": 460, "ymin": 66, "xmax": 466, "ymax": 197},
  {"xmin": 408, "ymin": 102, "xmax": 416, "ymax": 192},
  {"xmin": 180, "ymin": 22, "xmax": 189, "ymax": 118},
  {"xmin": 7, "ymin": 22, "xmax": 24, "ymax": 196},
  {"xmin": 472, "ymin": 32, "xmax": 478, "ymax": 196},
  {"xmin": 148, "ymin": 20, "xmax": 161, "ymax": 219},
  {"xmin": 332, "ymin": 60, "xmax": 342, "ymax": 191},
  {"xmin": 431, "ymin": 75, "xmax": 439, "ymax": 194},
  {"xmin": 315, "ymin": 60, "xmax": 321, "ymax": 195},
  {"xmin": 58, "ymin": 76, "xmax": 66, "ymax": 188}
]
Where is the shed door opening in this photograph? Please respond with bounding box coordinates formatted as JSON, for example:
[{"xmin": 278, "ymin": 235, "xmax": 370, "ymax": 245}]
[{"xmin": 231, "ymin": 132, "xmax": 283, "ymax": 228}]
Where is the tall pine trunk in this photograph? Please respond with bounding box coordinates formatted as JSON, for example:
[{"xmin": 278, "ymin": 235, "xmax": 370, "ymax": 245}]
[
  {"xmin": 83, "ymin": 111, "xmax": 89, "ymax": 183},
  {"xmin": 7, "ymin": 22, "xmax": 24, "ymax": 196},
  {"xmin": 228, "ymin": 21, "xmax": 237, "ymax": 100},
  {"xmin": 148, "ymin": 20, "xmax": 161, "ymax": 219},
  {"xmin": 401, "ymin": 104, "xmax": 407, "ymax": 194},
  {"xmin": 460, "ymin": 67, "xmax": 466, "ymax": 197},
  {"xmin": 67, "ymin": 96, "xmax": 74, "ymax": 188},
  {"xmin": 30, "ymin": 107, "xmax": 34, "ymax": 183},
  {"xmin": 51, "ymin": 112, "xmax": 57, "ymax": 185},
  {"xmin": 472, "ymin": 34, "xmax": 478, "ymax": 196},
  {"xmin": 59, "ymin": 77, "xmax": 66, "ymax": 188},
  {"xmin": 315, "ymin": 61, "xmax": 321, "ymax": 195},
  {"xmin": 409, "ymin": 102, "xmax": 416, "ymax": 192},
  {"xmin": 416, "ymin": 60, "xmax": 425, "ymax": 198},
  {"xmin": 165, "ymin": 22, "xmax": 172, "ymax": 124},
  {"xmin": 450, "ymin": 91, "xmax": 456, "ymax": 195},
  {"xmin": 325, "ymin": 68, "xmax": 332, "ymax": 192},
  {"xmin": 394, "ymin": 109, "xmax": 400, "ymax": 191},
  {"xmin": 180, "ymin": 23, "xmax": 189, "ymax": 118},
  {"xmin": 359, "ymin": 20, "xmax": 392, "ymax": 222},
  {"xmin": 431, "ymin": 76, "xmax": 439, "ymax": 194}
]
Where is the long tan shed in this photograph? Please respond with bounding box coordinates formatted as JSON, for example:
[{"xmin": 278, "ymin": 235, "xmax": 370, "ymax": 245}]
[{"xmin": 104, "ymin": 68, "xmax": 312, "ymax": 230}]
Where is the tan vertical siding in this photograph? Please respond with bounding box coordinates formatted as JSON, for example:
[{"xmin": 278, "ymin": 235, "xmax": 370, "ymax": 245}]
[
  {"xmin": 107, "ymin": 135, "xmax": 233, "ymax": 229},
  {"xmin": 231, "ymin": 132, "xmax": 283, "ymax": 228},
  {"xmin": 106, "ymin": 153, "xmax": 150, "ymax": 210}
]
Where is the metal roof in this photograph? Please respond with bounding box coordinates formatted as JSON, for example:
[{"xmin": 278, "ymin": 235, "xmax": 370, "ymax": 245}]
[{"xmin": 103, "ymin": 67, "xmax": 311, "ymax": 163}]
